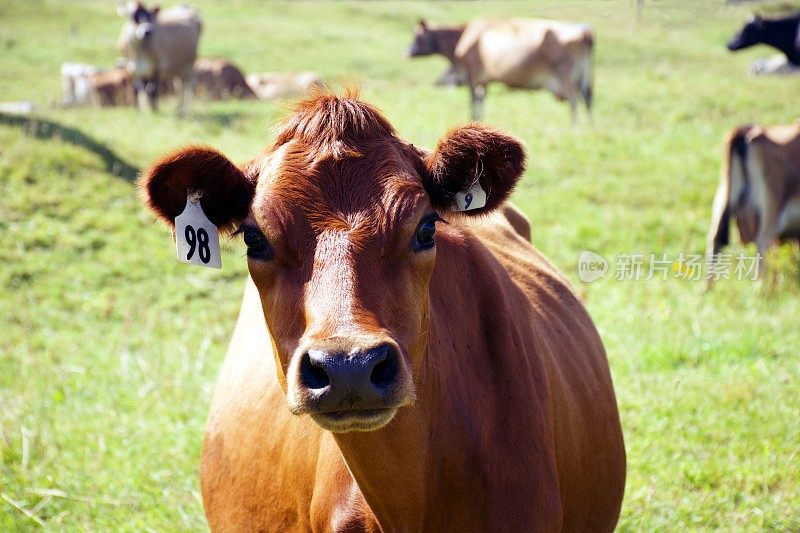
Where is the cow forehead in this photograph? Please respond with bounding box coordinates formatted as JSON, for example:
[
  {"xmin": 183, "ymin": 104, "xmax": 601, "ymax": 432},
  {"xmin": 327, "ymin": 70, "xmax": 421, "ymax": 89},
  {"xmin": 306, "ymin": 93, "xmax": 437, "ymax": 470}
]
[{"xmin": 252, "ymin": 141, "xmax": 428, "ymax": 237}]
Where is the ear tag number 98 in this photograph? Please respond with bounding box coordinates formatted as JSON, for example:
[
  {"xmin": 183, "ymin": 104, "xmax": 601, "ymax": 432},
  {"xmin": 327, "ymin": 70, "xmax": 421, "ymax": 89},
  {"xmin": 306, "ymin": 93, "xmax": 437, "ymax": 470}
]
[
  {"xmin": 174, "ymin": 192, "xmax": 222, "ymax": 269},
  {"xmin": 184, "ymin": 225, "xmax": 211, "ymax": 263}
]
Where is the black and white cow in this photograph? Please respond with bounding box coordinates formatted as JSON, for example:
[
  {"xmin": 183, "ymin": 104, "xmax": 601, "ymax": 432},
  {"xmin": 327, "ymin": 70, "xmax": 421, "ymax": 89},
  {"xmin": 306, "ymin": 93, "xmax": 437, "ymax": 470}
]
[{"xmin": 727, "ymin": 13, "xmax": 800, "ymax": 66}]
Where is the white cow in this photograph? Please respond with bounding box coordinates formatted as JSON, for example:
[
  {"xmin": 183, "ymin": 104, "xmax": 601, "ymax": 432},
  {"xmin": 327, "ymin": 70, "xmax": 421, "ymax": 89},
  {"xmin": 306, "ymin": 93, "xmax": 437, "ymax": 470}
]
[
  {"xmin": 61, "ymin": 63, "xmax": 105, "ymax": 107},
  {"xmin": 245, "ymin": 72, "xmax": 324, "ymax": 100},
  {"xmin": 117, "ymin": 2, "xmax": 201, "ymax": 113},
  {"xmin": 749, "ymin": 55, "xmax": 800, "ymax": 76}
]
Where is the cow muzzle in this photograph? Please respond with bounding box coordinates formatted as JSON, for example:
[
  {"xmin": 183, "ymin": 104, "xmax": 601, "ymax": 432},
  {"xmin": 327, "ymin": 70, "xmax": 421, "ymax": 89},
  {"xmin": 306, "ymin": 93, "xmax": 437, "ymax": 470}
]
[
  {"xmin": 135, "ymin": 23, "xmax": 155, "ymax": 41},
  {"xmin": 727, "ymin": 36, "xmax": 743, "ymax": 51},
  {"xmin": 287, "ymin": 337, "xmax": 415, "ymax": 432}
]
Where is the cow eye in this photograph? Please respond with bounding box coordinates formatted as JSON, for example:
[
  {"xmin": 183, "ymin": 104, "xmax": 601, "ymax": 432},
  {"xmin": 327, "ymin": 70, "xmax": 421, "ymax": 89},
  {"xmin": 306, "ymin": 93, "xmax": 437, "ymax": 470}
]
[
  {"xmin": 239, "ymin": 225, "xmax": 273, "ymax": 260},
  {"xmin": 411, "ymin": 215, "xmax": 439, "ymax": 252}
]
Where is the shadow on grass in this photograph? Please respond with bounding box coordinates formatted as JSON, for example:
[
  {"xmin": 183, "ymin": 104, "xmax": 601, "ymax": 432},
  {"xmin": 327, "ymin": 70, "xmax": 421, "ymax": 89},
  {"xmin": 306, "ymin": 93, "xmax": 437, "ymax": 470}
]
[
  {"xmin": 0, "ymin": 113, "xmax": 140, "ymax": 182},
  {"xmin": 191, "ymin": 108, "xmax": 248, "ymax": 128}
]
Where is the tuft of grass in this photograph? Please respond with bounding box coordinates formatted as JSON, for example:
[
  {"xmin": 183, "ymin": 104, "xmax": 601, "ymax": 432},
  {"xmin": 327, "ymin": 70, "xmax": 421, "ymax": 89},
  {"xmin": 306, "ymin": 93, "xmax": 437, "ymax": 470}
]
[{"xmin": 1, "ymin": 0, "xmax": 799, "ymax": 529}]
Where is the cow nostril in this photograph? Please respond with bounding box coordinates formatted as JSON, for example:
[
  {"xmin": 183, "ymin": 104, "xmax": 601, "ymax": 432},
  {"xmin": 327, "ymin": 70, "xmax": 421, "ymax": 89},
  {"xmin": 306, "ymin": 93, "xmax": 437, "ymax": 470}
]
[
  {"xmin": 370, "ymin": 347, "xmax": 399, "ymax": 389},
  {"xmin": 300, "ymin": 352, "xmax": 330, "ymax": 390}
]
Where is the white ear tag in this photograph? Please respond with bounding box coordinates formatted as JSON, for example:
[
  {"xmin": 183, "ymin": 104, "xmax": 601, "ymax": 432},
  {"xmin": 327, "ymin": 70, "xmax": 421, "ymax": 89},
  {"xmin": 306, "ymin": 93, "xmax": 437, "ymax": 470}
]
[
  {"xmin": 454, "ymin": 182, "xmax": 487, "ymax": 211},
  {"xmin": 174, "ymin": 193, "xmax": 222, "ymax": 269}
]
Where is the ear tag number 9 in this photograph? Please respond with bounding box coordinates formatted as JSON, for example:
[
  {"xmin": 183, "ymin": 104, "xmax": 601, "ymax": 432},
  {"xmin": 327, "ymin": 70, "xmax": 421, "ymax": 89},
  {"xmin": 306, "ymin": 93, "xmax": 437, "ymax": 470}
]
[
  {"xmin": 174, "ymin": 192, "xmax": 222, "ymax": 269},
  {"xmin": 454, "ymin": 182, "xmax": 487, "ymax": 212}
]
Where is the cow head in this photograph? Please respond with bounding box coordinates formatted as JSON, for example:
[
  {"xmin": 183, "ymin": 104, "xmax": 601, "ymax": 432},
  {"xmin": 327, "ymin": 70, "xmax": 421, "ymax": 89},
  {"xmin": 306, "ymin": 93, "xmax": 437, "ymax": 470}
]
[
  {"xmin": 122, "ymin": 1, "xmax": 160, "ymax": 42},
  {"xmin": 727, "ymin": 14, "xmax": 765, "ymax": 51},
  {"xmin": 407, "ymin": 19, "xmax": 439, "ymax": 57},
  {"xmin": 140, "ymin": 91, "xmax": 525, "ymax": 433}
]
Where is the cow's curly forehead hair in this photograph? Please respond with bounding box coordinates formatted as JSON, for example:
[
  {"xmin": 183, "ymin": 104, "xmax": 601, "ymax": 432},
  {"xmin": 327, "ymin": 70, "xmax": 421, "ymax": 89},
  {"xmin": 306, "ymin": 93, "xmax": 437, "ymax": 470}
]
[
  {"xmin": 251, "ymin": 88, "xmax": 427, "ymax": 240},
  {"xmin": 271, "ymin": 88, "xmax": 398, "ymax": 162}
]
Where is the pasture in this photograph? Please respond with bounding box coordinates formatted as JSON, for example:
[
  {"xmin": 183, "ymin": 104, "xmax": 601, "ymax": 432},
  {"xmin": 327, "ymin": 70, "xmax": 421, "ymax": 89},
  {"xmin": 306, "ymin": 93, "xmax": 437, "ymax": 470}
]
[{"xmin": 1, "ymin": 0, "xmax": 799, "ymax": 529}]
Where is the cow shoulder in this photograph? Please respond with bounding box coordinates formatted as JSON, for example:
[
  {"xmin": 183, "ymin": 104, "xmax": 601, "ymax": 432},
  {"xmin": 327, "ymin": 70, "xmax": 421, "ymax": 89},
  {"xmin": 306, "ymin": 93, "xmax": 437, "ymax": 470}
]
[{"xmin": 454, "ymin": 18, "xmax": 493, "ymax": 61}]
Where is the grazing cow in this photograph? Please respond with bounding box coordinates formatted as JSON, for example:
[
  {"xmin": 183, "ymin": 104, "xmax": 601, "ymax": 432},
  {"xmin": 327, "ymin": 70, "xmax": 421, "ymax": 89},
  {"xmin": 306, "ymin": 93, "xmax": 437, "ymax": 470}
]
[
  {"xmin": 194, "ymin": 58, "xmax": 257, "ymax": 100},
  {"xmin": 117, "ymin": 1, "xmax": 201, "ymax": 113},
  {"xmin": 727, "ymin": 13, "xmax": 800, "ymax": 66},
  {"xmin": 140, "ymin": 91, "xmax": 625, "ymax": 531},
  {"xmin": 245, "ymin": 72, "xmax": 324, "ymax": 100},
  {"xmin": 89, "ymin": 67, "xmax": 136, "ymax": 107},
  {"xmin": 707, "ymin": 123, "xmax": 800, "ymax": 268},
  {"xmin": 409, "ymin": 18, "xmax": 594, "ymax": 121}
]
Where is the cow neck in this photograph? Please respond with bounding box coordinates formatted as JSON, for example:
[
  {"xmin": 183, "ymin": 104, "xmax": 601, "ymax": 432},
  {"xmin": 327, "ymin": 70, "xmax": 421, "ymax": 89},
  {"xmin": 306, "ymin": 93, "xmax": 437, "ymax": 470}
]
[
  {"xmin": 435, "ymin": 27, "xmax": 465, "ymax": 62},
  {"xmin": 330, "ymin": 237, "xmax": 560, "ymax": 529},
  {"xmin": 762, "ymin": 18, "xmax": 800, "ymax": 65},
  {"xmin": 330, "ymin": 310, "xmax": 438, "ymax": 530}
]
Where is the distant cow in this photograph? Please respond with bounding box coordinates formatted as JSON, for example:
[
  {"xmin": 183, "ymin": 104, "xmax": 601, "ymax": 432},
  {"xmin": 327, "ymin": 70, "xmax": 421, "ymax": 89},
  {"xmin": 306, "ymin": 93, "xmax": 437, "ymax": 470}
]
[
  {"xmin": 707, "ymin": 123, "xmax": 800, "ymax": 268},
  {"xmin": 409, "ymin": 18, "xmax": 594, "ymax": 121},
  {"xmin": 727, "ymin": 13, "xmax": 800, "ymax": 66},
  {"xmin": 749, "ymin": 54, "xmax": 800, "ymax": 76},
  {"xmin": 0, "ymin": 101, "xmax": 35, "ymax": 115},
  {"xmin": 89, "ymin": 67, "xmax": 136, "ymax": 107},
  {"xmin": 194, "ymin": 58, "xmax": 256, "ymax": 100},
  {"xmin": 117, "ymin": 2, "xmax": 201, "ymax": 113},
  {"xmin": 245, "ymin": 72, "xmax": 324, "ymax": 100},
  {"xmin": 407, "ymin": 20, "xmax": 468, "ymax": 87},
  {"xmin": 61, "ymin": 63, "xmax": 104, "ymax": 107}
]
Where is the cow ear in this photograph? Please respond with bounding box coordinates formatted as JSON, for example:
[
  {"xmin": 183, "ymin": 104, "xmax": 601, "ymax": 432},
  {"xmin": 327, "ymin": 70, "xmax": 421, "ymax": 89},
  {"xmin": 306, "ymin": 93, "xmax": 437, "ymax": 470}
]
[
  {"xmin": 418, "ymin": 18, "xmax": 428, "ymax": 30},
  {"xmin": 139, "ymin": 146, "xmax": 255, "ymax": 234},
  {"xmin": 152, "ymin": 5, "xmax": 161, "ymax": 17},
  {"xmin": 422, "ymin": 124, "xmax": 525, "ymax": 215},
  {"xmin": 118, "ymin": 1, "xmax": 136, "ymax": 17}
]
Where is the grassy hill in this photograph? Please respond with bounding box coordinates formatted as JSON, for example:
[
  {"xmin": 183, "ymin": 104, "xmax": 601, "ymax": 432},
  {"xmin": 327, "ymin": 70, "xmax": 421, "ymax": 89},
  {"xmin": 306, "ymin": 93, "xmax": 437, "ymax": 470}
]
[{"xmin": 1, "ymin": 0, "xmax": 798, "ymax": 529}]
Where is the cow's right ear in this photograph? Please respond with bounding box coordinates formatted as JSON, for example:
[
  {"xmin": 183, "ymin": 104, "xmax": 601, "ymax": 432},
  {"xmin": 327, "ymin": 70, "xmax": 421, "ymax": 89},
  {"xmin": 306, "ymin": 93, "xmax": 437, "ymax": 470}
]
[
  {"xmin": 139, "ymin": 146, "xmax": 255, "ymax": 234},
  {"xmin": 117, "ymin": 1, "xmax": 135, "ymax": 17},
  {"xmin": 417, "ymin": 18, "xmax": 428, "ymax": 30}
]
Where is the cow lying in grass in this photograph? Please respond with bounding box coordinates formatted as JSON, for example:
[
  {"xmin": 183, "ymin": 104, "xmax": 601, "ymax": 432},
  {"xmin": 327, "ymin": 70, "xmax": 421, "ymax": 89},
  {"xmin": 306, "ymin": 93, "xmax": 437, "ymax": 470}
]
[
  {"xmin": 194, "ymin": 58, "xmax": 256, "ymax": 100},
  {"xmin": 749, "ymin": 54, "xmax": 800, "ymax": 76}
]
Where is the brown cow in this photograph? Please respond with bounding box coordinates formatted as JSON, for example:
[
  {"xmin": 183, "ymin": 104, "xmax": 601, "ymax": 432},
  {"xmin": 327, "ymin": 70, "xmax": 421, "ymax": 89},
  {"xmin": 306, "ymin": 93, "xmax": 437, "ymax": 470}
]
[
  {"xmin": 140, "ymin": 90, "xmax": 625, "ymax": 530},
  {"xmin": 409, "ymin": 18, "xmax": 594, "ymax": 121},
  {"xmin": 194, "ymin": 58, "xmax": 257, "ymax": 100},
  {"xmin": 89, "ymin": 67, "xmax": 135, "ymax": 107},
  {"xmin": 707, "ymin": 123, "xmax": 800, "ymax": 268}
]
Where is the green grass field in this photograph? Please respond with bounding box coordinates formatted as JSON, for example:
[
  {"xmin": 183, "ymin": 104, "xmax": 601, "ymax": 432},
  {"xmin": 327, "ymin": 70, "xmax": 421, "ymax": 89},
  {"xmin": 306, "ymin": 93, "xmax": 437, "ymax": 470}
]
[{"xmin": 1, "ymin": 0, "xmax": 799, "ymax": 530}]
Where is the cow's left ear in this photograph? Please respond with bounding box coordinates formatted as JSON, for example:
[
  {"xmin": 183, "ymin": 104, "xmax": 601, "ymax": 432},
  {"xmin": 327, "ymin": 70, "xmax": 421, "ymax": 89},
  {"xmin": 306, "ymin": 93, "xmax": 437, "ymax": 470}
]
[
  {"xmin": 422, "ymin": 124, "xmax": 525, "ymax": 215},
  {"xmin": 139, "ymin": 145, "xmax": 256, "ymax": 234}
]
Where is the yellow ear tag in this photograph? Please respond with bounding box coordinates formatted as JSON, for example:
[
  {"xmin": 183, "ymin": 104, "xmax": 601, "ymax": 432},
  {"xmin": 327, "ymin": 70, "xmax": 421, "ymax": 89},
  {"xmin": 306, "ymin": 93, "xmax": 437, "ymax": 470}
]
[
  {"xmin": 174, "ymin": 192, "xmax": 222, "ymax": 269},
  {"xmin": 454, "ymin": 182, "xmax": 487, "ymax": 211}
]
